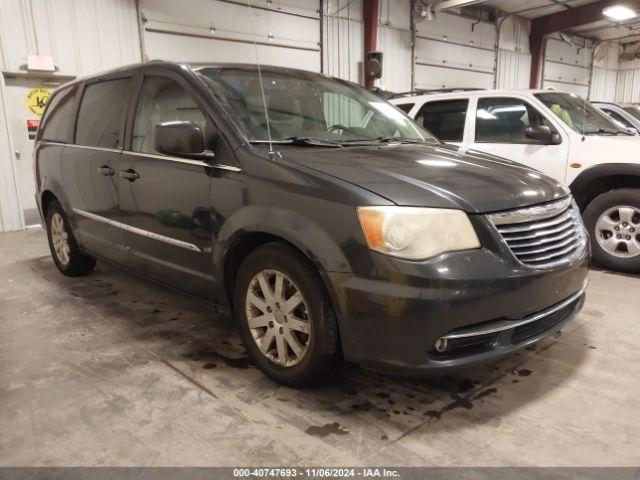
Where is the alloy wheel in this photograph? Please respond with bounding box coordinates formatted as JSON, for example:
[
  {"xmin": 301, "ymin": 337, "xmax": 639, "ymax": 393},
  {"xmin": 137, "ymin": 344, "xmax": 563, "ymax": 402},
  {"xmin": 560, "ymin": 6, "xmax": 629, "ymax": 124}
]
[
  {"xmin": 50, "ymin": 212, "xmax": 71, "ymax": 266},
  {"xmin": 595, "ymin": 205, "xmax": 640, "ymax": 258},
  {"xmin": 245, "ymin": 269, "xmax": 311, "ymax": 367}
]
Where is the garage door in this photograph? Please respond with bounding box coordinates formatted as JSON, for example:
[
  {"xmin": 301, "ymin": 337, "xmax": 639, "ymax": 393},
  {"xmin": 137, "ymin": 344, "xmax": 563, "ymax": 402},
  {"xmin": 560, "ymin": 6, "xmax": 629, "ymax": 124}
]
[
  {"xmin": 414, "ymin": 12, "xmax": 496, "ymax": 90},
  {"xmin": 140, "ymin": 0, "xmax": 321, "ymax": 72},
  {"xmin": 543, "ymin": 36, "xmax": 592, "ymax": 97}
]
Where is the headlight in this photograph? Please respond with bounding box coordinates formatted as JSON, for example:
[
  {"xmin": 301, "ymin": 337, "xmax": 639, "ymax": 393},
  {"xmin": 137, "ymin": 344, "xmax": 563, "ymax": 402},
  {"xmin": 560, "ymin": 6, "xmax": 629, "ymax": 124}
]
[{"xmin": 357, "ymin": 206, "xmax": 480, "ymax": 260}]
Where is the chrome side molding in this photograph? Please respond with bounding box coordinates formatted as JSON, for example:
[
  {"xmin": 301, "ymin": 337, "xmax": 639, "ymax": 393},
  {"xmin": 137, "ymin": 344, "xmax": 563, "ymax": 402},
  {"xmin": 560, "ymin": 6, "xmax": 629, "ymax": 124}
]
[
  {"xmin": 73, "ymin": 209, "xmax": 202, "ymax": 253},
  {"xmin": 38, "ymin": 141, "xmax": 242, "ymax": 172}
]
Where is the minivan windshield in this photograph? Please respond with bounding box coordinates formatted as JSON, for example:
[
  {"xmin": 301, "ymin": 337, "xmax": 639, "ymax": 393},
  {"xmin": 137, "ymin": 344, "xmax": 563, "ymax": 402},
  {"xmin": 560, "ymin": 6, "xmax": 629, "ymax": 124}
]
[
  {"xmin": 198, "ymin": 67, "xmax": 433, "ymax": 145},
  {"xmin": 535, "ymin": 92, "xmax": 627, "ymax": 135}
]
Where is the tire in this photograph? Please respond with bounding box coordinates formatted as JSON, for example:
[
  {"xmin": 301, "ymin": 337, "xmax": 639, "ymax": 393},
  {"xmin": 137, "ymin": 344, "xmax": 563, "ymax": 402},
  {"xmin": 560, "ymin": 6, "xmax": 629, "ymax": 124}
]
[
  {"xmin": 233, "ymin": 242, "xmax": 339, "ymax": 387},
  {"xmin": 45, "ymin": 200, "xmax": 96, "ymax": 277},
  {"xmin": 582, "ymin": 188, "xmax": 640, "ymax": 273}
]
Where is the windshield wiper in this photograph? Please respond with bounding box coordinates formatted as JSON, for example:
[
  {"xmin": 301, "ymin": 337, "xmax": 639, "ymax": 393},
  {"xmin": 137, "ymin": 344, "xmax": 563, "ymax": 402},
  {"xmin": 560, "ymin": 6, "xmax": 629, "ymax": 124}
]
[
  {"xmin": 259, "ymin": 136, "xmax": 343, "ymax": 147},
  {"xmin": 583, "ymin": 128, "xmax": 626, "ymax": 135},
  {"xmin": 341, "ymin": 136, "xmax": 432, "ymax": 145}
]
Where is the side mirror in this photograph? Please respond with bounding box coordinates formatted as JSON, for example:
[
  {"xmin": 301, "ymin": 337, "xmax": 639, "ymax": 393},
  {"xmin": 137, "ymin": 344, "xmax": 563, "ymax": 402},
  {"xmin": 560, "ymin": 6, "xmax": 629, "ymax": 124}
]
[
  {"xmin": 525, "ymin": 125, "xmax": 561, "ymax": 145},
  {"xmin": 154, "ymin": 121, "xmax": 214, "ymax": 160}
]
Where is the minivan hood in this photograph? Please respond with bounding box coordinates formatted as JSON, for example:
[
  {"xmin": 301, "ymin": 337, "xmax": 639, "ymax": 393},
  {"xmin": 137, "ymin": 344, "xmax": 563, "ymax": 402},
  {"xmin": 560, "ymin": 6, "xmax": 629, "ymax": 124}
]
[{"xmin": 283, "ymin": 143, "xmax": 569, "ymax": 213}]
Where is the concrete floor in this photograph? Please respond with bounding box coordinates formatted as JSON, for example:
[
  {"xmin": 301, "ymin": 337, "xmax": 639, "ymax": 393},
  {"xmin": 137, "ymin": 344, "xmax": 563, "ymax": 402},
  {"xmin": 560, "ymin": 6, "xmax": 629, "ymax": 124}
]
[{"xmin": 1, "ymin": 228, "xmax": 639, "ymax": 467}]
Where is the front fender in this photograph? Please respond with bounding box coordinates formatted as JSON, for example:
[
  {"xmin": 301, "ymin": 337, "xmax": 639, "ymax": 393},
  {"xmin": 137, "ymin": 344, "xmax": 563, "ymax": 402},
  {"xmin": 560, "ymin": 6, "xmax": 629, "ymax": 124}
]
[
  {"xmin": 569, "ymin": 163, "xmax": 640, "ymax": 208},
  {"xmin": 214, "ymin": 205, "xmax": 354, "ymax": 277}
]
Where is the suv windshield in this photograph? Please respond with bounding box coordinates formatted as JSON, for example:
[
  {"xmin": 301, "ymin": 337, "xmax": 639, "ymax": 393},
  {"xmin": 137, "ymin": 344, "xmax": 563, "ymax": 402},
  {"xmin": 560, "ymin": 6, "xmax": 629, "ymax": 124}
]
[
  {"xmin": 198, "ymin": 67, "xmax": 433, "ymax": 145},
  {"xmin": 535, "ymin": 92, "xmax": 624, "ymax": 135}
]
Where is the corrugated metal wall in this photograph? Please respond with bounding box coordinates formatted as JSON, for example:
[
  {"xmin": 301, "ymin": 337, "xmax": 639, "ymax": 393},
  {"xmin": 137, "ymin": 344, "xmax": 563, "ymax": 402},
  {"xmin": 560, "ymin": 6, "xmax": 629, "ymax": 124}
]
[
  {"xmin": 323, "ymin": 0, "xmax": 363, "ymax": 83},
  {"xmin": 0, "ymin": 0, "xmax": 140, "ymax": 75},
  {"xmin": 0, "ymin": 0, "xmax": 140, "ymax": 232},
  {"xmin": 377, "ymin": 0, "xmax": 412, "ymax": 92},
  {"xmin": 616, "ymin": 58, "xmax": 640, "ymax": 103},
  {"xmin": 496, "ymin": 16, "xmax": 531, "ymax": 90},
  {"xmin": 590, "ymin": 41, "xmax": 619, "ymax": 102}
]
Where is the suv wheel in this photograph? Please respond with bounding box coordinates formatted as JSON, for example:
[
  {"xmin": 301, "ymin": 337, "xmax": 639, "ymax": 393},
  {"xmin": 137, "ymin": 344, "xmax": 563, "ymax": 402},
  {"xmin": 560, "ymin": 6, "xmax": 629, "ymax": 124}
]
[
  {"xmin": 233, "ymin": 243, "xmax": 338, "ymax": 386},
  {"xmin": 583, "ymin": 188, "xmax": 640, "ymax": 273},
  {"xmin": 45, "ymin": 200, "xmax": 96, "ymax": 276}
]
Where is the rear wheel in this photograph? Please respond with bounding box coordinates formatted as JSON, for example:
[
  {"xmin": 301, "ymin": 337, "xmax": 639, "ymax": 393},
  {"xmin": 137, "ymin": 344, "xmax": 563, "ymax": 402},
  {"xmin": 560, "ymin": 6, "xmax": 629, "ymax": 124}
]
[
  {"xmin": 45, "ymin": 200, "xmax": 96, "ymax": 276},
  {"xmin": 583, "ymin": 188, "xmax": 640, "ymax": 273},
  {"xmin": 233, "ymin": 243, "xmax": 338, "ymax": 387}
]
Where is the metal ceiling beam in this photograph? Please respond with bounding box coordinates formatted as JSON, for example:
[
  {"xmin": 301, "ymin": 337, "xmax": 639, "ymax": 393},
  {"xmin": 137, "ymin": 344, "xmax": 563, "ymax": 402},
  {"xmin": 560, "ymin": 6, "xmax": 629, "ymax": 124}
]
[
  {"xmin": 529, "ymin": 0, "xmax": 640, "ymax": 87},
  {"xmin": 507, "ymin": 0, "xmax": 573, "ymax": 17},
  {"xmin": 437, "ymin": 0, "xmax": 487, "ymax": 10},
  {"xmin": 572, "ymin": 17, "xmax": 640, "ymax": 35}
]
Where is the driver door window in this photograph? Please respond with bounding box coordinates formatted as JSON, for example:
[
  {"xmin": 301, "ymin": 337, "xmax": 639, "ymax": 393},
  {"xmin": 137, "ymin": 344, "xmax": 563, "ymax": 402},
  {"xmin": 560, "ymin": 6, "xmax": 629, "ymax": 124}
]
[
  {"xmin": 471, "ymin": 96, "xmax": 569, "ymax": 182},
  {"xmin": 132, "ymin": 77, "xmax": 206, "ymax": 154},
  {"xmin": 475, "ymin": 97, "xmax": 554, "ymax": 144}
]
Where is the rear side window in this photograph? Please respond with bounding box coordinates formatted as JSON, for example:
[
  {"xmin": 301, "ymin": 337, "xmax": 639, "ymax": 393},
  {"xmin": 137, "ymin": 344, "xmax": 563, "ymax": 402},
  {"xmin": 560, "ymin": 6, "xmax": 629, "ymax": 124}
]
[
  {"xmin": 416, "ymin": 100, "xmax": 468, "ymax": 142},
  {"xmin": 75, "ymin": 78, "xmax": 131, "ymax": 149},
  {"xmin": 395, "ymin": 103, "xmax": 414, "ymax": 114},
  {"xmin": 40, "ymin": 85, "xmax": 79, "ymax": 143}
]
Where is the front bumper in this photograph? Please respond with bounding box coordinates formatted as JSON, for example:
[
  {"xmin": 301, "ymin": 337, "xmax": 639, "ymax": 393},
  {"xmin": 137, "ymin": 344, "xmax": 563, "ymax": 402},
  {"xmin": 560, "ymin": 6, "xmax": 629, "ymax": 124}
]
[{"xmin": 325, "ymin": 245, "xmax": 589, "ymax": 375}]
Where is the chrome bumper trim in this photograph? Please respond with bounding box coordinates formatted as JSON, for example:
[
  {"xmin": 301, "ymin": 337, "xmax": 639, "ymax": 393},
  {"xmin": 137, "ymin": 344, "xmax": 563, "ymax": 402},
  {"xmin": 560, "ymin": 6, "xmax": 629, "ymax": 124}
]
[{"xmin": 443, "ymin": 279, "xmax": 588, "ymax": 340}]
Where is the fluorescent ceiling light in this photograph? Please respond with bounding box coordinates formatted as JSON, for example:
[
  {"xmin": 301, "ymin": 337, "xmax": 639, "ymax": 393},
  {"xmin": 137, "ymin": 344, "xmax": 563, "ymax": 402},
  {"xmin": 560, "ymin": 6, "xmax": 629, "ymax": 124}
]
[{"xmin": 603, "ymin": 5, "xmax": 637, "ymax": 21}]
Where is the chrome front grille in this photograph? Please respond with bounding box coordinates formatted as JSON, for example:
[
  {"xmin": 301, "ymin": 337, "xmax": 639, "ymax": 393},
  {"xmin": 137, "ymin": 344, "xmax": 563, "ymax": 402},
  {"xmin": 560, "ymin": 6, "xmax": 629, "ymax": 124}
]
[{"xmin": 487, "ymin": 196, "xmax": 587, "ymax": 269}]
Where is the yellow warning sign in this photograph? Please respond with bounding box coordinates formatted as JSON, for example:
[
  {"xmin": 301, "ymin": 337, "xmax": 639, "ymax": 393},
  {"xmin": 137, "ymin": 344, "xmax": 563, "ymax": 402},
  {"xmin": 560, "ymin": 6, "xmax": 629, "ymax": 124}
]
[{"xmin": 25, "ymin": 87, "xmax": 51, "ymax": 117}]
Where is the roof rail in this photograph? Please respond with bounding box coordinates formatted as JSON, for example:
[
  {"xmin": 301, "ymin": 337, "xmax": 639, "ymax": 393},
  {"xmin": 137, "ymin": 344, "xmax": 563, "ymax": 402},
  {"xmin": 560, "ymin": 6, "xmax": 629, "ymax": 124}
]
[{"xmin": 388, "ymin": 88, "xmax": 485, "ymax": 100}]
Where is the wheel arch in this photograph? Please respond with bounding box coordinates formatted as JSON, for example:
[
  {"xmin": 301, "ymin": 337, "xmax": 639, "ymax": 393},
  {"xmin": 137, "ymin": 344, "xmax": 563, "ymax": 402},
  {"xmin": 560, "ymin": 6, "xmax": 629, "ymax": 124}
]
[
  {"xmin": 38, "ymin": 175, "xmax": 74, "ymax": 221},
  {"xmin": 40, "ymin": 190, "xmax": 59, "ymax": 216},
  {"xmin": 215, "ymin": 207, "xmax": 353, "ymax": 334},
  {"xmin": 569, "ymin": 163, "xmax": 640, "ymax": 210},
  {"xmin": 220, "ymin": 229, "xmax": 348, "ymax": 354}
]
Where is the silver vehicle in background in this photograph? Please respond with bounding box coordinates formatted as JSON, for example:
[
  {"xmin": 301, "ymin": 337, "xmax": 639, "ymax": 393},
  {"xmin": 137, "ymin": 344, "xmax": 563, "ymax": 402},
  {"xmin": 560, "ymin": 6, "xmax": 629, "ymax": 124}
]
[{"xmin": 592, "ymin": 101, "xmax": 640, "ymax": 134}]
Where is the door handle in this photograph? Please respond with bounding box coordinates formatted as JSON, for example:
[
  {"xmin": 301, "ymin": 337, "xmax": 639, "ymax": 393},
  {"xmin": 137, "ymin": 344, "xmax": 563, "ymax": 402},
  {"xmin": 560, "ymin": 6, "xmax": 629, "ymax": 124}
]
[
  {"xmin": 120, "ymin": 169, "xmax": 140, "ymax": 181},
  {"xmin": 97, "ymin": 165, "xmax": 115, "ymax": 176}
]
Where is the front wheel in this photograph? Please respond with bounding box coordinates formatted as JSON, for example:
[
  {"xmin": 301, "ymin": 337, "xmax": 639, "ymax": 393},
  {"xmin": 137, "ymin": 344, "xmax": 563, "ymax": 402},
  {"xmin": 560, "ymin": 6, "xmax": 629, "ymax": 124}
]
[
  {"xmin": 582, "ymin": 188, "xmax": 640, "ymax": 273},
  {"xmin": 233, "ymin": 243, "xmax": 339, "ymax": 387}
]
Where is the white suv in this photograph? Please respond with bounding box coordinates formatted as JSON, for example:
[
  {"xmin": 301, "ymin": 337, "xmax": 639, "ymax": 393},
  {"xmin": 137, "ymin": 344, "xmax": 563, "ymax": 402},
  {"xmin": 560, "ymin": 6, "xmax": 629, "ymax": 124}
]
[{"xmin": 392, "ymin": 89, "xmax": 640, "ymax": 273}]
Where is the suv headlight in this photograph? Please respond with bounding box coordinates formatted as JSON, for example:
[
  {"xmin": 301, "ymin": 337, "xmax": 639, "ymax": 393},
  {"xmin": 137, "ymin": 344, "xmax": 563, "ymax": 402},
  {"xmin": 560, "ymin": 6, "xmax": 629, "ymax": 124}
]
[{"xmin": 357, "ymin": 206, "xmax": 480, "ymax": 260}]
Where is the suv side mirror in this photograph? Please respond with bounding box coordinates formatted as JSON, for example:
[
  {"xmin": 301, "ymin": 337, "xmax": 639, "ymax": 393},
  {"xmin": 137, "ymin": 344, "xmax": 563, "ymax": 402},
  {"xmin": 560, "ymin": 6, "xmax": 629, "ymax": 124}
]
[
  {"xmin": 155, "ymin": 121, "xmax": 214, "ymax": 160},
  {"xmin": 525, "ymin": 125, "xmax": 561, "ymax": 145}
]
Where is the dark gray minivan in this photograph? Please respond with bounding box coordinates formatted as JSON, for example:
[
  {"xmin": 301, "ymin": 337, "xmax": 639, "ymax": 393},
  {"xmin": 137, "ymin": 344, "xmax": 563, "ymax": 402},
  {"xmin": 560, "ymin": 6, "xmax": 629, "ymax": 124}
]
[{"xmin": 35, "ymin": 62, "xmax": 589, "ymax": 386}]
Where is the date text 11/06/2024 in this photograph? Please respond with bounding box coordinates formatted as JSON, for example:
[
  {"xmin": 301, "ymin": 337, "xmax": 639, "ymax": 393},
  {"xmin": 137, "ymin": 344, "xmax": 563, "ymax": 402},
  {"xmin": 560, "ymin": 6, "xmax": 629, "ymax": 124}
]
[{"xmin": 232, "ymin": 468, "xmax": 401, "ymax": 478}]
